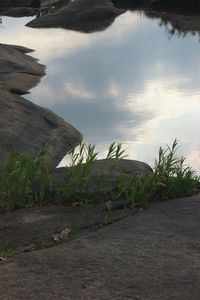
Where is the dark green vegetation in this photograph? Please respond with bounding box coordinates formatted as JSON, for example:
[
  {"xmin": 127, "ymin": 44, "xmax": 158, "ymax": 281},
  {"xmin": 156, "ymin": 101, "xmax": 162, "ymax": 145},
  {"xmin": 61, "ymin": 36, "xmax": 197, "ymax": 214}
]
[
  {"xmin": 0, "ymin": 139, "xmax": 199, "ymax": 214},
  {"xmin": 0, "ymin": 241, "xmax": 16, "ymax": 259},
  {"xmin": 0, "ymin": 148, "xmax": 50, "ymax": 212},
  {"xmin": 38, "ymin": 0, "xmax": 71, "ymax": 17},
  {"xmin": 35, "ymin": 233, "xmax": 55, "ymax": 249}
]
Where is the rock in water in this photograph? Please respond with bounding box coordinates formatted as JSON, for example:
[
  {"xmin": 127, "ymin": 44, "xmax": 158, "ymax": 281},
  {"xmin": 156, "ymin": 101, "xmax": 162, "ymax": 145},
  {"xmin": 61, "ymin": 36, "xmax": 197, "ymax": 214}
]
[
  {"xmin": 0, "ymin": 43, "xmax": 81, "ymax": 169},
  {"xmin": 26, "ymin": 0, "xmax": 125, "ymax": 33}
]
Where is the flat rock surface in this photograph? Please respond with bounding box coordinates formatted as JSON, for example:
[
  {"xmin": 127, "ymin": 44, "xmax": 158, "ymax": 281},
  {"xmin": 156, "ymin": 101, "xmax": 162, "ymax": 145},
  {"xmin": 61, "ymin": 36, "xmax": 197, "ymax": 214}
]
[
  {"xmin": 0, "ymin": 201, "xmax": 132, "ymax": 250},
  {"xmin": 0, "ymin": 194, "xmax": 200, "ymax": 299}
]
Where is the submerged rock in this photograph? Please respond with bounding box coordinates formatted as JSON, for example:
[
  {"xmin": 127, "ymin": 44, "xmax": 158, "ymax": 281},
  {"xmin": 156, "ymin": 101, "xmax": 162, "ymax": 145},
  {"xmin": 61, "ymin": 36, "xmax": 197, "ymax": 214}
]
[
  {"xmin": 0, "ymin": 43, "xmax": 81, "ymax": 169},
  {"xmin": 26, "ymin": 0, "xmax": 125, "ymax": 33}
]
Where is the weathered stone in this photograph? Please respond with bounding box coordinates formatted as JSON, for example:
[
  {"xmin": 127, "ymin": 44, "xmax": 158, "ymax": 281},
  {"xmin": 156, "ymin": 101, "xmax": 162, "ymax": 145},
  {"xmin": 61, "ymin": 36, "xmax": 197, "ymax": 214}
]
[
  {"xmin": 0, "ymin": 91, "xmax": 82, "ymax": 169},
  {"xmin": 26, "ymin": 0, "xmax": 125, "ymax": 33},
  {"xmin": 0, "ymin": 43, "xmax": 44, "ymax": 85},
  {"xmin": 41, "ymin": 159, "xmax": 153, "ymax": 195},
  {"xmin": 0, "ymin": 202, "xmax": 131, "ymax": 250},
  {"xmin": 0, "ymin": 43, "xmax": 81, "ymax": 168},
  {"xmin": 0, "ymin": 194, "xmax": 200, "ymax": 299}
]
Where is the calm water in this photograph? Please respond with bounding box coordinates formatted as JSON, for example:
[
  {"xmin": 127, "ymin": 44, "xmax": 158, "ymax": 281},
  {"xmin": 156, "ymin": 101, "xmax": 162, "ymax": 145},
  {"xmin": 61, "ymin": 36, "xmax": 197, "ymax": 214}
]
[{"xmin": 1, "ymin": 11, "xmax": 200, "ymax": 169}]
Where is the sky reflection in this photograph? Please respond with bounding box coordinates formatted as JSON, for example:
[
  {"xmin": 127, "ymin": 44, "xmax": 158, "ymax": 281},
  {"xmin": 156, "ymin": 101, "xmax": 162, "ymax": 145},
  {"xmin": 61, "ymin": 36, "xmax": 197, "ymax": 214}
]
[{"xmin": 1, "ymin": 12, "xmax": 200, "ymax": 170}]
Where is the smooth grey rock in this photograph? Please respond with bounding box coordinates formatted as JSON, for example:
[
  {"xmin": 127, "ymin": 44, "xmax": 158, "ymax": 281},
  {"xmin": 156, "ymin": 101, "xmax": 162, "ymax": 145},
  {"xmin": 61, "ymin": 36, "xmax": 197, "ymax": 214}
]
[
  {"xmin": 0, "ymin": 91, "xmax": 82, "ymax": 169},
  {"xmin": 43, "ymin": 159, "xmax": 153, "ymax": 194},
  {"xmin": 0, "ymin": 202, "xmax": 131, "ymax": 250},
  {"xmin": 0, "ymin": 43, "xmax": 43, "ymax": 79},
  {"xmin": 26, "ymin": 0, "xmax": 125, "ymax": 33},
  {"xmin": 0, "ymin": 194, "xmax": 200, "ymax": 299}
]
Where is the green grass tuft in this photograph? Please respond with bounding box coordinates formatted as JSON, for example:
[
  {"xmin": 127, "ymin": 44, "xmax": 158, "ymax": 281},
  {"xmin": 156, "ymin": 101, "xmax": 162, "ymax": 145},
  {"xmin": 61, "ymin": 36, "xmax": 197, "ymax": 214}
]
[
  {"xmin": 0, "ymin": 241, "xmax": 16, "ymax": 258},
  {"xmin": 0, "ymin": 139, "xmax": 199, "ymax": 214}
]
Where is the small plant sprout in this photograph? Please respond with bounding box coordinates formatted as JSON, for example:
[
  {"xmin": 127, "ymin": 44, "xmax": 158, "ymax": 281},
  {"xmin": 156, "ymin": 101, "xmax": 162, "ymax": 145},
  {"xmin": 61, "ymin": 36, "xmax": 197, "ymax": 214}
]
[
  {"xmin": 106, "ymin": 142, "xmax": 127, "ymax": 160},
  {"xmin": 0, "ymin": 241, "xmax": 16, "ymax": 259},
  {"xmin": 0, "ymin": 139, "xmax": 199, "ymax": 214},
  {"xmin": 70, "ymin": 221, "xmax": 81, "ymax": 236},
  {"xmin": 0, "ymin": 149, "xmax": 50, "ymax": 212},
  {"xmin": 35, "ymin": 233, "xmax": 54, "ymax": 249},
  {"xmin": 106, "ymin": 200, "xmax": 113, "ymax": 211},
  {"xmin": 153, "ymin": 139, "xmax": 199, "ymax": 200}
]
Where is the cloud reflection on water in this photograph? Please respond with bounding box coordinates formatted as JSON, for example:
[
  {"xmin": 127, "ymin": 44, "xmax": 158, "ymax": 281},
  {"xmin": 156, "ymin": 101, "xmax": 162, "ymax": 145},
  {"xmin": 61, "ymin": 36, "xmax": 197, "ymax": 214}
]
[{"xmin": 1, "ymin": 12, "xmax": 200, "ymax": 170}]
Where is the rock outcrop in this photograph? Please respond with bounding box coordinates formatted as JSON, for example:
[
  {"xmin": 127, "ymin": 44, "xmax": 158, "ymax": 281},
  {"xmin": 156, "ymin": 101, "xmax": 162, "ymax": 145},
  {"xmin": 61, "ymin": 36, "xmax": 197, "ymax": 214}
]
[
  {"xmin": 0, "ymin": 43, "xmax": 81, "ymax": 169},
  {"xmin": 36, "ymin": 159, "xmax": 153, "ymax": 196},
  {"xmin": 26, "ymin": 0, "xmax": 125, "ymax": 33},
  {"xmin": 0, "ymin": 194, "xmax": 200, "ymax": 299}
]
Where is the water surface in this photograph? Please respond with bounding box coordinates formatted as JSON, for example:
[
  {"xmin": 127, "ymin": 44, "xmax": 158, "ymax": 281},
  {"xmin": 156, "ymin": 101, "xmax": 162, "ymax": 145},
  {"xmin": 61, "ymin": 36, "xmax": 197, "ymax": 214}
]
[{"xmin": 1, "ymin": 11, "xmax": 200, "ymax": 169}]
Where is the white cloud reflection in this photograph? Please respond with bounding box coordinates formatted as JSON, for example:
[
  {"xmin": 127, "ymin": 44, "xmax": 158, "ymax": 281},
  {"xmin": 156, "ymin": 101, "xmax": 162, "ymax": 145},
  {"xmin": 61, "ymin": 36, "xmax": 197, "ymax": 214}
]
[
  {"xmin": 64, "ymin": 82, "xmax": 95, "ymax": 99},
  {"xmin": 0, "ymin": 12, "xmax": 140, "ymax": 62},
  {"xmin": 1, "ymin": 12, "xmax": 200, "ymax": 171}
]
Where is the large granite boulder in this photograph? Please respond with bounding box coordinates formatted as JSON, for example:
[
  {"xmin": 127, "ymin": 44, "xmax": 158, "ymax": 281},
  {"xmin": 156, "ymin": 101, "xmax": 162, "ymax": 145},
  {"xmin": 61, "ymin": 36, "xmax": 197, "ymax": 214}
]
[
  {"xmin": 0, "ymin": 43, "xmax": 44, "ymax": 93},
  {"xmin": 26, "ymin": 0, "xmax": 125, "ymax": 33},
  {"xmin": 0, "ymin": 91, "xmax": 82, "ymax": 169},
  {"xmin": 38, "ymin": 159, "xmax": 153, "ymax": 196},
  {"xmin": 0, "ymin": 43, "xmax": 81, "ymax": 169}
]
